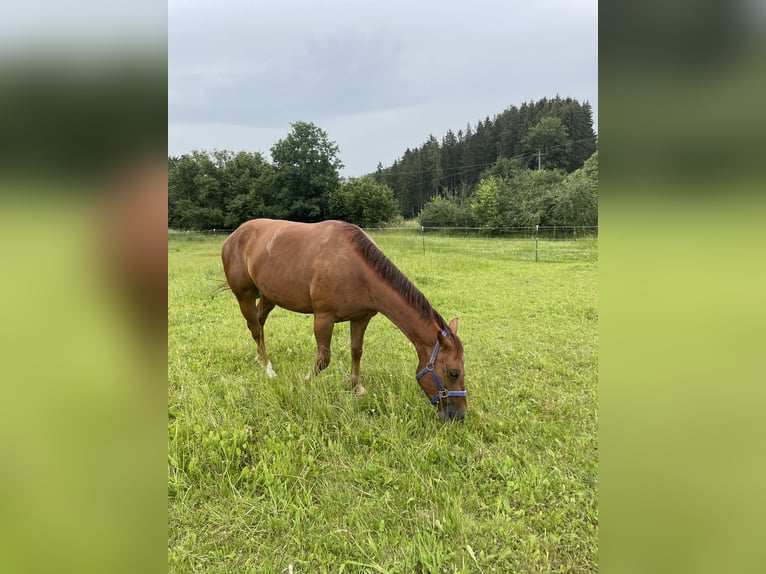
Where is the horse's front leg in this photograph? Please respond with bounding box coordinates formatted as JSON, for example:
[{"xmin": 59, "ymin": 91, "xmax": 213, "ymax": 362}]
[
  {"xmin": 306, "ymin": 313, "xmax": 335, "ymax": 382},
  {"xmin": 350, "ymin": 315, "xmax": 374, "ymax": 395}
]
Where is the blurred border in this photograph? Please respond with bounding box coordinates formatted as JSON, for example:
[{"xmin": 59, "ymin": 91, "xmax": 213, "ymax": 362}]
[
  {"xmin": 0, "ymin": 2, "xmax": 167, "ymax": 573},
  {"xmin": 4, "ymin": 0, "xmax": 765, "ymax": 571},
  {"xmin": 600, "ymin": 1, "xmax": 766, "ymax": 572}
]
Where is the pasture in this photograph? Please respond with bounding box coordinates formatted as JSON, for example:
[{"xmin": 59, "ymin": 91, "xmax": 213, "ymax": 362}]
[{"xmin": 168, "ymin": 230, "xmax": 598, "ymax": 572}]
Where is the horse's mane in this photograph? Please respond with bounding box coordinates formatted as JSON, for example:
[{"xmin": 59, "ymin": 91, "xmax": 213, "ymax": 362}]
[{"xmin": 345, "ymin": 224, "xmax": 458, "ymax": 343}]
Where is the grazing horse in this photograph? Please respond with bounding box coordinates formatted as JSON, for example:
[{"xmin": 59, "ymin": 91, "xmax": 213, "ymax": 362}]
[{"xmin": 221, "ymin": 219, "xmax": 467, "ymax": 421}]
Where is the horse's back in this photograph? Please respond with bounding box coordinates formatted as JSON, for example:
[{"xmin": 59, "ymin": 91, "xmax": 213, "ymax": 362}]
[
  {"xmin": 224, "ymin": 218, "xmax": 358, "ymax": 263},
  {"xmin": 222, "ymin": 219, "xmax": 369, "ymax": 315}
]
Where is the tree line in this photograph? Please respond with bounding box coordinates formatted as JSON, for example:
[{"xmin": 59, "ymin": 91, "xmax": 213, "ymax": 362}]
[
  {"xmin": 417, "ymin": 151, "xmax": 597, "ymax": 231},
  {"xmin": 168, "ymin": 122, "xmax": 398, "ymax": 230},
  {"xmin": 168, "ymin": 97, "xmax": 597, "ymax": 231},
  {"xmin": 374, "ymin": 96, "xmax": 597, "ymax": 218}
]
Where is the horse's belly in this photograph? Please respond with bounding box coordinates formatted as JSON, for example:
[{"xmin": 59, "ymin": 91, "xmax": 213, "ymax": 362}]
[
  {"xmin": 258, "ymin": 272, "xmax": 372, "ymax": 319},
  {"xmin": 256, "ymin": 278, "xmax": 314, "ymax": 313}
]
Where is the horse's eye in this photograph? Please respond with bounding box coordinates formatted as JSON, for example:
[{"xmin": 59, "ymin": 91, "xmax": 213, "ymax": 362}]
[{"xmin": 448, "ymin": 370, "xmax": 460, "ymax": 379}]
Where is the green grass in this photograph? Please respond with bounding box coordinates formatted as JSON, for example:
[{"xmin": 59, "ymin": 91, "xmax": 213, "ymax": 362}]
[{"xmin": 168, "ymin": 232, "xmax": 598, "ymax": 573}]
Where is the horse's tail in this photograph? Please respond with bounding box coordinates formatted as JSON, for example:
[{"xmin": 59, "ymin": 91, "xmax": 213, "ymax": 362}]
[
  {"xmin": 210, "ymin": 279, "xmax": 262, "ymax": 301},
  {"xmin": 210, "ymin": 280, "xmax": 231, "ymax": 299}
]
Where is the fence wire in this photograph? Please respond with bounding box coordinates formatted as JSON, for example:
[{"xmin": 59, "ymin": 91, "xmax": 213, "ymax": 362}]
[
  {"xmin": 365, "ymin": 225, "xmax": 597, "ymax": 263},
  {"xmin": 169, "ymin": 225, "xmax": 598, "ymax": 263}
]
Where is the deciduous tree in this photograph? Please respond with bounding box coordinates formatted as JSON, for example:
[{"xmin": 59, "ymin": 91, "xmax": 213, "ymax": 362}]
[
  {"xmin": 270, "ymin": 121, "xmax": 343, "ymax": 221},
  {"xmin": 326, "ymin": 176, "xmax": 399, "ymax": 228}
]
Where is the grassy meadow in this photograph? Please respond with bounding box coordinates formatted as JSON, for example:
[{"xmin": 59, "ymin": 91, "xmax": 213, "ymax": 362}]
[{"xmin": 168, "ymin": 230, "xmax": 598, "ymax": 573}]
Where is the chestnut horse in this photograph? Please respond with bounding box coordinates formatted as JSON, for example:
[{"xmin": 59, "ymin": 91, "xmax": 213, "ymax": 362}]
[{"xmin": 221, "ymin": 219, "xmax": 467, "ymax": 421}]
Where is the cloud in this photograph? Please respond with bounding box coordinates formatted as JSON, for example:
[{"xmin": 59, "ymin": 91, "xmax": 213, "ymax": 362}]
[
  {"xmin": 169, "ymin": 0, "xmax": 598, "ymax": 175},
  {"xmin": 168, "ymin": 121, "xmax": 284, "ymax": 158}
]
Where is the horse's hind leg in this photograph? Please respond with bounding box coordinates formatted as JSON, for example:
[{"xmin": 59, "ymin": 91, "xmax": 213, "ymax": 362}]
[
  {"xmin": 255, "ymin": 297, "xmax": 276, "ymax": 377},
  {"xmin": 236, "ymin": 289, "xmax": 277, "ymax": 378}
]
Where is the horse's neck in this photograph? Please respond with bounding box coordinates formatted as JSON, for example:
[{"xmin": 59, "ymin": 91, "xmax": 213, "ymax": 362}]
[{"xmin": 372, "ymin": 287, "xmax": 437, "ymax": 363}]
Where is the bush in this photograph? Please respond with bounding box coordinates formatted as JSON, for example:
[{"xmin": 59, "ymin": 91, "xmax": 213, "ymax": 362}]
[
  {"xmin": 551, "ymin": 151, "xmax": 598, "ymax": 227},
  {"xmin": 418, "ymin": 196, "xmax": 475, "ymax": 228},
  {"xmin": 471, "ymin": 171, "xmax": 564, "ymax": 228},
  {"xmin": 325, "ymin": 176, "xmax": 399, "ymax": 228}
]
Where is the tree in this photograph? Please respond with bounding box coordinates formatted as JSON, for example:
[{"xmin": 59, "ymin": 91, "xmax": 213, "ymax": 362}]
[
  {"xmin": 521, "ymin": 116, "xmax": 572, "ymax": 170},
  {"xmin": 470, "ymin": 176, "xmax": 502, "ymax": 227},
  {"xmin": 373, "ymin": 162, "xmax": 385, "ymax": 184},
  {"xmin": 551, "ymin": 151, "xmax": 598, "ymax": 227},
  {"xmin": 394, "ymin": 148, "xmax": 423, "ymax": 218},
  {"xmin": 561, "ymin": 100, "xmax": 598, "ymax": 171},
  {"xmin": 168, "ymin": 150, "xmax": 227, "ymax": 230},
  {"xmin": 506, "ymin": 169, "xmax": 563, "ymax": 226},
  {"xmin": 326, "ymin": 176, "xmax": 399, "ymax": 228},
  {"xmin": 460, "ymin": 122, "xmax": 479, "ymax": 188},
  {"xmin": 496, "ymin": 105, "xmax": 522, "ymax": 158},
  {"xmin": 421, "ymin": 134, "xmax": 443, "ymax": 204},
  {"xmin": 373, "ymin": 97, "xmax": 597, "ymax": 210},
  {"xmin": 441, "ymin": 130, "xmax": 460, "ymax": 192},
  {"xmin": 168, "ymin": 149, "xmax": 278, "ymax": 230},
  {"xmin": 471, "ymin": 170, "xmax": 566, "ymax": 229},
  {"xmin": 222, "ymin": 152, "xmax": 275, "ymax": 227},
  {"xmin": 270, "ymin": 121, "xmax": 343, "ymax": 222}
]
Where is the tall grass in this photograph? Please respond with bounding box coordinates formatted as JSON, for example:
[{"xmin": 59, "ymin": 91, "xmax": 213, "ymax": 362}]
[{"xmin": 168, "ymin": 231, "xmax": 598, "ymax": 572}]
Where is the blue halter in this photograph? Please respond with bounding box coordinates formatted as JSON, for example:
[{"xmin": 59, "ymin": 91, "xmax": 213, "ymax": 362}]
[{"xmin": 415, "ymin": 330, "xmax": 468, "ymax": 405}]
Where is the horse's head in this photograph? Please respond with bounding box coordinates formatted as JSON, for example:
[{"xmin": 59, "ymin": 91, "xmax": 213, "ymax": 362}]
[{"xmin": 416, "ymin": 317, "xmax": 467, "ymax": 422}]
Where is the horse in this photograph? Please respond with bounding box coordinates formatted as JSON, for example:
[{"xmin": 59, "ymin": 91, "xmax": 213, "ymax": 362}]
[{"xmin": 221, "ymin": 219, "xmax": 467, "ymax": 421}]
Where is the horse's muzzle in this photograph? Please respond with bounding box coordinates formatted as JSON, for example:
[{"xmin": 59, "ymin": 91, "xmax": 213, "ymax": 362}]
[{"xmin": 438, "ymin": 399, "xmax": 466, "ymax": 422}]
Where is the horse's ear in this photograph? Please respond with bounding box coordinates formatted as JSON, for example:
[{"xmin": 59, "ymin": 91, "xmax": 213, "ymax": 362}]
[{"xmin": 448, "ymin": 317, "xmax": 459, "ymax": 334}]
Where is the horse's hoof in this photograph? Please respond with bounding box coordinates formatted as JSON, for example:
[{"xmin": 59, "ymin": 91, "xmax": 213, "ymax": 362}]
[{"xmin": 354, "ymin": 385, "xmax": 366, "ymax": 396}]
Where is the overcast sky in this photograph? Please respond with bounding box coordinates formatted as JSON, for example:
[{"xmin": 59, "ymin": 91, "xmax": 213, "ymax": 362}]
[{"xmin": 169, "ymin": 0, "xmax": 597, "ymax": 177}]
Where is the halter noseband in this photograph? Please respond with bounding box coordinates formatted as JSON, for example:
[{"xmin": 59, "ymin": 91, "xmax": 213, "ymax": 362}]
[{"xmin": 415, "ymin": 330, "xmax": 468, "ymax": 405}]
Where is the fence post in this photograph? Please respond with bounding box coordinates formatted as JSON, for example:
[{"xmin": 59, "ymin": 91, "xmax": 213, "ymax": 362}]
[
  {"xmin": 535, "ymin": 224, "xmax": 539, "ymax": 262},
  {"xmin": 420, "ymin": 226, "xmax": 426, "ymax": 255}
]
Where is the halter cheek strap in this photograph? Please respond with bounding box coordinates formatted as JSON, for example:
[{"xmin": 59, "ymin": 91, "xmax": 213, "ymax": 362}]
[{"xmin": 415, "ymin": 330, "xmax": 468, "ymax": 405}]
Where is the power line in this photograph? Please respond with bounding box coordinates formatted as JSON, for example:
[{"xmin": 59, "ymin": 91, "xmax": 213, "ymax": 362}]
[
  {"xmin": 377, "ymin": 140, "xmax": 597, "ymax": 201},
  {"xmin": 377, "ymin": 136, "xmax": 597, "ymax": 177}
]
